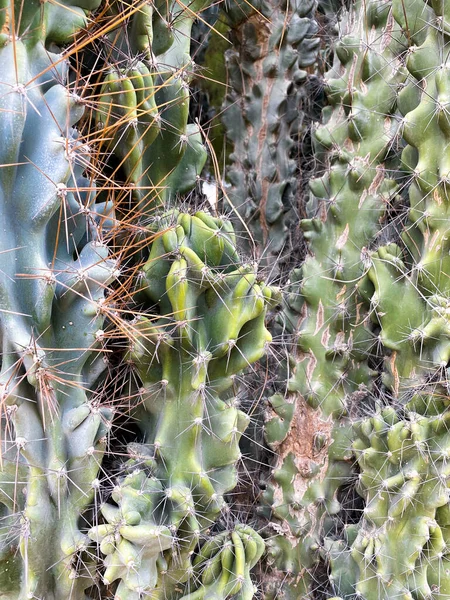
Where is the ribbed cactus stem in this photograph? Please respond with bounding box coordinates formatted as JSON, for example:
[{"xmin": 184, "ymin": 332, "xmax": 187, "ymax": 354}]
[
  {"xmin": 258, "ymin": 1, "xmax": 409, "ymax": 597},
  {"xmin": 366, "ymin": 1, "xmax": 450, "ymax": 406},
  {"xmin": 95, "ymin": 0, "xmax": 210, "ymax": 210},
  {"xmin": 0, "ymin": 2, "xmax": 115, "ymax": 598},
  {"xmin": 90, "ymin": 210, "xmax": 279, "ymax": 599}
]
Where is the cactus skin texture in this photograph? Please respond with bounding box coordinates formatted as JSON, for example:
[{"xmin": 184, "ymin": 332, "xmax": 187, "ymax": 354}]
[
  {"xmin": 89, "ymin": 210, "xmax": 279, "ymax": 599},
  {"xmin": 0, "ymin": 2, "xmax": 116, "ymax": 599},
  {"xmin": 365, "ymin": 0, "xmax": 450, "ymax": 403},
  {"xmin": 181, "ymin": 524, "xmax": 264, "ymax": 600},
  {"xmin": 95, "ymin": 0, "xmax": 209, "ymax": 209},
  {"xmin": 330, "ymin": 408, "xmax": 450, "ymax": 600},
  {"xmin": 287, "ymin": 0, "xmax": 407, "ymax": 418},
  {"xmin": 221, "ymin": 0, "xmax": 319, "ymax": 269},
  {"xmin": 255, "ymin": 1, "xmax": 411, "ymax": 597}
]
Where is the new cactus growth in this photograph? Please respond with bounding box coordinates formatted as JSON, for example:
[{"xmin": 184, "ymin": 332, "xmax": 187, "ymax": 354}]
[{"xmin": 90, "ymin": 210, "xmax": 278, "ymax": 598}]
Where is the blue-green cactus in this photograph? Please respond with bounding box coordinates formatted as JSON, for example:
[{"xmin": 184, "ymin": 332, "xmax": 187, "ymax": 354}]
[{"xmin": 0, "ymin": 2, "xmax": 117, "ymax": 598}]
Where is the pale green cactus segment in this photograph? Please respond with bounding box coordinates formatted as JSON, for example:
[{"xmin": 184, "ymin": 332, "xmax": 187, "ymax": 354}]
[
  {"xmin": 366, "ymin": 244, "xmax": 450, "ymax": 405},
  {"xmin": 287, "ymin": 0, "xmax": 407, "ymax": 418},
  {"xmin": 96, "ymin": 0, "xmax": 210, "ymax": 208},
  {"xmin": 90, "ymin": 210, "xmax": 277, "ymax": 599},
  {"xmin": 180, "ymin": 525, "xmax": 264, "ymax": 600},
  {"xmin": 331, "ymin": 408, "xmax": 450, "ymax": 600},
  {"xmin": 96, "ymin": 63, "xmax": 160, "ymax": 189}
]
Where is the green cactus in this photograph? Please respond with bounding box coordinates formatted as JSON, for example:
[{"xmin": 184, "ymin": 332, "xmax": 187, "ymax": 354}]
[
  {"xmin": 331, "ymin": 408, "xmax": 450, "ymax": 600},
  {"xmin": 252, "ymin": 1, "xmax": 408, "ymax": 595},
  {"xmin": 180, "ymin": 524, "xmax": 265, "ymax": 600},
  {"xmin": 287, "ymin": 0, "xmax": 408, "ymax": 418},
  {"xmin": 320, "ymin": 4, "xmax": 450, "ymax": 597},
  {"xmin": 89, "ymin": 210, "xmax": 279, "ymax": 598},
  {"xmin": 95, "ymin": 0, "xmax": 209, "ymax": 209},
  {"xmin": 6, "ymin": 1, "xmax": 450, "ymax": 599},
  {"xmin": 364, "ymin": 0, "xmax": 450, "ymax": 406}
]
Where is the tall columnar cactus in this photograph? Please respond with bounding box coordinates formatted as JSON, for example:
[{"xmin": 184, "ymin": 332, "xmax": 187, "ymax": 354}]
[
  {"xmin": 221, "ymin": 0, "xmax": 320, "ymax": 270},
  {"xmin": 0, "ymin": 2, "xmax": 117, "ymax": 598},
  {"xmin": 324, "ymin": 3, "xmax": 450, "ymax": 598},
  {"xmin": 90, "ymin": 210, "xmax": 279, "ymax": 598},
  {"xmin": 364, "ymin": 0, "xmax": 450, "ymax": 405},
  {"xmin": 287, "ymin": 0, "xmax": 408, "ymax": 418},
  {"xmin": 257, "ymin": 1, "xmax": 410, "ymax": 597}
]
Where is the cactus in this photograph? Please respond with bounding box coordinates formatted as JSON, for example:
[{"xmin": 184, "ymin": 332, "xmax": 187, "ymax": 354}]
[
  {"xmin": 5, "ymin": 0, "xmax": 450, "ymax": 599},
  {"xmin": 221, "ymin": 0, "xmax": 320, "ymax": 270},
  {"xmin": 181, "ymin": 524, "xmax": 265, "ymax": 600},
  {"xmin": 89, "ymin": 210, "xmax": 279, "ymax": 598},
  {"xmin": 251, "ymin": 2, "xmax": 409, "ymax": 596},
  {"xmin": 95, "ymin": 0, "xmax": 209, "ymax": 209},
  {"xmin": 287, "ymin": 0, "xmax": 408, "ymax": 418},
  {"xmin": 0, "ymin": 2, "xmax": 117, "ymax": 598},
  {"xmin": 345, "ymin": 408, "xmax": 450, "ymax": 600},
  {"xmin": 322, "ymin": 3, "xmax": 450, "ymax": 598},
  {"xmin": 364, "ymin": 0, "xmax": 450, "ymax": 405}
]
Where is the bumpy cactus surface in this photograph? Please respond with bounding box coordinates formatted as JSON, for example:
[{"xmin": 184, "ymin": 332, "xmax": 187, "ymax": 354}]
[
  {"xmin": 0, "ymin": 2, "xmax": 116, "ymax": 598},
  {"xmin": 89, "ymin": 209, "xmax": 278, "ymax": 598},
  {"xmin": 253, "ymin": 1, "xmax": 409, "ymax": 596},
  {"xmin": 221, "ymin": 0, "xmax": 320, "ymax": 270},
  {"xmin": 5, "ymin": 0, "xmax": 450, "ymax": 599}
]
